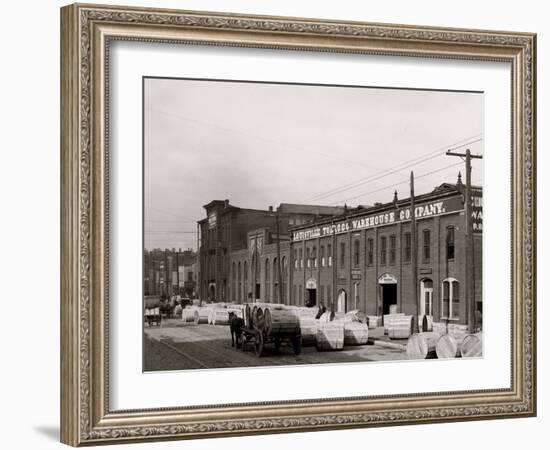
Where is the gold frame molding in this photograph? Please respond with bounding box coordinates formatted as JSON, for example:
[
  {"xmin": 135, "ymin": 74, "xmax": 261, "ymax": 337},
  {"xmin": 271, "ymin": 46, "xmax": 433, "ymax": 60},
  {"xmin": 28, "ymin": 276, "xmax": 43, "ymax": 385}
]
[{"xmin": 60, "ymin": 3, "xmax": 536, "ymax": 446}]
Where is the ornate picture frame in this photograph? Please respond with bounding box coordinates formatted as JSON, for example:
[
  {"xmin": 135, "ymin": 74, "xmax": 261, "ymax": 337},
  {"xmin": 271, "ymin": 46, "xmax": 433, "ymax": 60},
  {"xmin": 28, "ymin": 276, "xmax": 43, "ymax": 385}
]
[{"xmin": 60, "ymin": 3, "xmax": 536, "ymax": 446}]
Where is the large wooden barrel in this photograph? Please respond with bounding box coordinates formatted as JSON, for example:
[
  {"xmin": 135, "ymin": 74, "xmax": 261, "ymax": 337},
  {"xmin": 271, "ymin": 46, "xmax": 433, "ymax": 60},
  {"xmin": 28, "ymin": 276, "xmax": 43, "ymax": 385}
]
[
  {"xmin": 387, "ymin": 315, "xmax": 414, "ymax": 339},
  {"xmin": 263, "ymin": 307, "xmax": 300, "ymax": 337},
  {"xmin": 435, "ymin": 334, "xmax": 461, "ymax": 358},
  {"xmin": 298, "ymin": 316, "xmax": 318, "ymax": 346},
  {"xmin": 316, "ymin": 321, "xmax": 344, "ymax": 350},
  {"xmin": 343, "ymin": 322, "xmax": 369, "ymax": 345},
  {"xmin": 212, "ymin": 309, "xmax": 230, "ymax": 325},
  {"xmin": 383, "ymin": 313, "xmax": 405, "ymax": 333},
  {"xmin": 460, "ymin": 333, "xmax": 483, "ymax": 358},
  {"xmin": 389, "ymin": 304, "xmax": 399, "ymax": 315},
  {"xmin": 366, "ymin": 315, "xmax": 381, "ymax": 329},
  {"xmin": 196, "ymin": 306, "xmax": 210, "ymax": 324},
  {"xmin": 406, "ymin": 332, "xmax": 440, "ymax": 359},
  {"xmin": 181, "ymin": 307, "xmax": 199, "ymax": 323}
]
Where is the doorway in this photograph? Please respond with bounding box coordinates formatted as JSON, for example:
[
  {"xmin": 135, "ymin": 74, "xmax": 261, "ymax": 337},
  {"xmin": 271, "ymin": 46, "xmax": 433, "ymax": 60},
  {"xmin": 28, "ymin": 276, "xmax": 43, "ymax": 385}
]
[
  {"xmin": 381, "ymin": 283, "xmax": 397, "ymax": 315},
  {"xmin": 420, "ymin": 279, "xmax": 433, "ymax": 317},
  {"xmin": 255, "ymin": 283, "xmax": 261, "ymax": 300},
  {"xmin": 208, "ymin": 284, "xmax": 216, "ymax": 302},
  {"xmin": 337, "ymin": 289, "xmax": 347, "ymax": 312},
  {"xmin": 306, "ymin": 288, "xmax": 317, "ymax": 307}
]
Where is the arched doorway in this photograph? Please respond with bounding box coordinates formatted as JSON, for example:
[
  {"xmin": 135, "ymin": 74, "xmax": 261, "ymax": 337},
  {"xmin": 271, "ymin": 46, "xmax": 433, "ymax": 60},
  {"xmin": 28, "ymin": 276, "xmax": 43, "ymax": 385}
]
[
  {"xmin": 420, "ymin": 278, "xmax": 433, "ymax": 331},
  {"xmin": 306, "ymin": 278, "xmax": 317, "ymax": 307},
  {"xmin": 337, "ymin": 289, "xmax": 347, "ymax": 312},
  {"xmin": 378, "ymin": 273, "xmax": 397, "ymax": 315},
  {"xmin": 208, "ymin": 283, "xmax": 216, "ymax": 302}
]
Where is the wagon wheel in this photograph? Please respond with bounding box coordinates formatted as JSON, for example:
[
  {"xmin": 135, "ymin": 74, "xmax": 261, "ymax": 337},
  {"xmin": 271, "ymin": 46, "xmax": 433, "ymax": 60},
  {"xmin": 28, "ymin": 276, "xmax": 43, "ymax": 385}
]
[
  {"xmin": 292, "ymin": 336, "xmax": 302, "ymax": 355},
  {"xmin": 254, "ymin": 330, "xmax": 264, "ymax": 357}
]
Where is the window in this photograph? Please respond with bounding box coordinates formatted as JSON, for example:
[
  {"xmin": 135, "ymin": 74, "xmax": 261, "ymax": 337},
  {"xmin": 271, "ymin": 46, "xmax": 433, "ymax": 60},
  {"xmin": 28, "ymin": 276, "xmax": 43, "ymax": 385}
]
[
  {"xmin": 367, "ymin": 238, "xmax": 374, "ymax": 265},
  {"xmin": 327, "ymin": 244, "xmax": 332, "ymax": 267},
  {"xmin": 442, "ymin": 278, "xmax": 460, "ymax": 319},
  {"xmin": 380, "ymin": 236, "xmax": 387, "ymax": 265},
  {"xmin": 446, "ymin": 226, "xmax": 455, "ymax": 260},
  {"xmin": 187, "ymin": 271, "xmax": 193, "ymax": 282},
  {"xmin": 389, "ymin": 235, "xmax": 396, "ymax": 264},
  {"xmin": 293, "ymin": 248, "xmax": 298, "ymax": 269},
  {"xmin": 404, "ymin": 232, "xmax": 411, "ymax": 262},
  {"xmin": 340, "ymin": 242, "xmax": 346, "ymax": 266},
  {"xmin": 320, "ymin": 246, "xmax": 325, "ymax": 267},
  {"xmin": 423, "ymin": 229, "xmax": 431, "ymax": 262},
  {"xmin": 307, "ymin": 248, "xmax": 311, "ymax": 268},
  {"xmin": 298, "ymin": 248, "xmax": 303, "ymax": 269},
  {"xmin": 312, "ymin": 246, "xmax": 317, "ymax": 268},
  {"xmin": 353, "ymin": 239, "xmax": 360, "ymax": 267}
]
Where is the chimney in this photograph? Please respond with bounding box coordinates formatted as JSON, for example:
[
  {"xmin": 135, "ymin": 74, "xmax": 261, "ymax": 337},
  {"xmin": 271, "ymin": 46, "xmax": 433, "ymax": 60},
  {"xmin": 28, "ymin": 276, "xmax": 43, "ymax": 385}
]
[
  {"xmin": 268, "ymin": 206, "xmax": 273, "ymax": 212},
  {"xmin": 224, "ymin": 199, "xmax": 229, "ymax": 208}
]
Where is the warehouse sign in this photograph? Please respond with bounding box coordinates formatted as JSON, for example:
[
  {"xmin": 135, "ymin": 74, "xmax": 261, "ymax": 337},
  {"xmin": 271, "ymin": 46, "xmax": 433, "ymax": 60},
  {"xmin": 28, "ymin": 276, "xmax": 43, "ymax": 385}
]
[{"xmin": 292, "ymin": 196, "xmax": 468, "ymax": 242}]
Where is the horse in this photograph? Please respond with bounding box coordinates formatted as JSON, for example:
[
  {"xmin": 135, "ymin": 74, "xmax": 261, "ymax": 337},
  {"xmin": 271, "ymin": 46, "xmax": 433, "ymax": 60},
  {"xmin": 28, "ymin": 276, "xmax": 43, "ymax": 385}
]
[{"xmin": 228, "ymin": 311, "xmax": 244, "ymax": 348}]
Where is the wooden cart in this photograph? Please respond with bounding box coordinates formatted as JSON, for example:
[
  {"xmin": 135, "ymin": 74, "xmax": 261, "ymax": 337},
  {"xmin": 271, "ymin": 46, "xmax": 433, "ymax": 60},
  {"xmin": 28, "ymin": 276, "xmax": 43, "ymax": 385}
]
[{"xmin": 240, "ymin": 304, "xmax": 302, "ymax": 357}]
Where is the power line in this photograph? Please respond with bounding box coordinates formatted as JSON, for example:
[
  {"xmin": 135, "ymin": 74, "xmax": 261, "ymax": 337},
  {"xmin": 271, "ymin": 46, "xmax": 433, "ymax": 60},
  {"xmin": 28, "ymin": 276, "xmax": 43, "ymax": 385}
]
[
  {"xmin": 330, "ymin": 161, "xmax": 464, "ymax": 205},
  {"xmin": 304, "ymin": 135, "xmax": 482, "ymax": 203}
]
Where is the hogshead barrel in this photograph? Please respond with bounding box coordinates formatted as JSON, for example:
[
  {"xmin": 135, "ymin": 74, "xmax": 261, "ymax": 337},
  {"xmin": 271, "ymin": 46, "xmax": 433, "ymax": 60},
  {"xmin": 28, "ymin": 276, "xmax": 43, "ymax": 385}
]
[
  {"xmin": 262, "ymin": 307, "xmax": 300, "ymax": 337},
  {"xmin": 366, "ymin": 315, "xmax": 381, "ymax": 329},
  {"xmin": 196, "ymin": 306, "xmax": 210, "ymax": 324},
  {"xmin": 298, "ymin": 316, "xmax": 318, "ymax": 346},
  {"xmin": 383, "ymin": 313, "xmax": 404, "ymax": 333},
  {"xmin": 181, "ymin": 307, "xmax": 198, "ymax": 323},
  {"xmin": 316, "ymin": 321, "xmax": 344, "ymax": 350},
  {"xmin": 343, "ymin": 322, "xmax": 369, "ymax": 345},
  {"xmin": 387, "ymin": 315, "xmax": 414, "ymax": 339},
  {"xmin": 435, "ymin": 334, "xmax": 461, "ymax": 359},
  {"xmin": 212, "ymin": 309, "xmax": 230, "ymax": 325},
  {"xmin": 460, "ymin": 333, "xmax": 483, "ymax": 358},
  {"xmin": 406, "ymin": 332, "xmax": 441, "ymax": 359}
]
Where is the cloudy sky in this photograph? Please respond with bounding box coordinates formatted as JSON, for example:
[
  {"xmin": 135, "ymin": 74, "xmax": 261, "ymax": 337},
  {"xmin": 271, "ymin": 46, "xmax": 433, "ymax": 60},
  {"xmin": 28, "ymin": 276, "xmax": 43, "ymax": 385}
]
[{"xmin": 144, "ymin": 78, "xmax": 483, "ymax": 251}]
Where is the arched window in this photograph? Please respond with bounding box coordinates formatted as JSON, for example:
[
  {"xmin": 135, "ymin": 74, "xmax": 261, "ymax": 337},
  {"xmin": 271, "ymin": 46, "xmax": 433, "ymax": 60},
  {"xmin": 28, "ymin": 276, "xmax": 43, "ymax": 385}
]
[
  {"xmin": 298, "ymin": 248, "xmax": 303, "ymax": 269},
  {"xmin": 353, "ymin": 239, "xmax": 360, "ymax": 267},
  {"xmin": 232, "ymin": 262, "xmax": 236, "ymax": 301},
  {"xmin": 243, "ymin": 261, "xmax": 248, "ymax": 301},
  {"xmin": 423, "ymin": 229, "xmax": 431, "ymax": 262},
  {"xmin": 238, "ymin": 262, "xmax": 242, "ymax": 302},
  {"xmin": 293, "ymin": 248, "xmax": 298, "ymax": 269},
  {"xmin": 273, "ymin": 258, "xmax": 279, "ymax": 302},
  {"xmin": 320, "ymin": 246, "xmax": 325, "ymax": 267},
  {"xmin": 306, "ymin": 247, "xmax": 311, "ymax": 268},
  {"xmin": 446, "ymin": 226, "xmax": 455, "ymax": 260},
  {"xmin": 327, "ymin": 244, "xmax": 332, "ymax": 267},
  {"xmin": 442, "ymin": 278, "xmax": 460, "ymax": 319},
  {"xmin": 264, "ymin": 258, "xmax": 270, "ymax": 302},
  {"xmin": 282, "ymin": 257, "xmax": 288, "ymax": 303},
  {"xmin": 312, "ymin": 246, "xmax": 317, "ymax": 268}
]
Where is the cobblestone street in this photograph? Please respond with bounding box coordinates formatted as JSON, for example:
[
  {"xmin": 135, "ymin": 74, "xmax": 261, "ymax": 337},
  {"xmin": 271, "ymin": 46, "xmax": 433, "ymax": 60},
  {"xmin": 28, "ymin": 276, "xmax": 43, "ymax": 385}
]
[{"xmin": 144, "ymin": 319, "xmax": 407, "ymax": 371}]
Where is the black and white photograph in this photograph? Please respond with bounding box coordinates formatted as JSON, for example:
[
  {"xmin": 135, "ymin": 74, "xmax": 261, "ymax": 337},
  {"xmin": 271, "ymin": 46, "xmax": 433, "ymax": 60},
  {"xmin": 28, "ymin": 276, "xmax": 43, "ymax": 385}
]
[{"xmin": 143, "ymin": 77, "xmax": 484, "ymax": 371}]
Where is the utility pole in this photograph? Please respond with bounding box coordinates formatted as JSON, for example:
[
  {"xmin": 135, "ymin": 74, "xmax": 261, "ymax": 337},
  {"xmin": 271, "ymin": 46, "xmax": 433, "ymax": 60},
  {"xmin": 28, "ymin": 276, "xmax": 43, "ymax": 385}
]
[
  {"xmin": 446, "ymin": 148, "xmax": 483, "ymax": 333},
  {"xmin": 410, "ymin": 171, "xmax": 419, "ymax": 333},
  {"xmin": 276, "ymin": 212, "xmax": 283, "ymax": 304}
]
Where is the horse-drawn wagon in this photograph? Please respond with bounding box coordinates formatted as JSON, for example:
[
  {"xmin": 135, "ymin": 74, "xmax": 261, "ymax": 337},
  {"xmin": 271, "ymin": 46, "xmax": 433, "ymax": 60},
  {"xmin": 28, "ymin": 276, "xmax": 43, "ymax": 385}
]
[
  {"xmin": 240, "ymin": 304, "xmax": 302, "ymax": 357},
  {"xmin": 144, "ymin": 295, "xmax": 161, "ymax": 326}
]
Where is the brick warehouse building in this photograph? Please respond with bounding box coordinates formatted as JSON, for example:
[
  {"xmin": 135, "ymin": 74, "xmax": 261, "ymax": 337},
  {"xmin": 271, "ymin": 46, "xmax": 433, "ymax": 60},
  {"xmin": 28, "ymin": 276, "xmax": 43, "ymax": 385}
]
[{"xmin": 197, "ymin": 176, "xmax": 482, "ymax": 327}]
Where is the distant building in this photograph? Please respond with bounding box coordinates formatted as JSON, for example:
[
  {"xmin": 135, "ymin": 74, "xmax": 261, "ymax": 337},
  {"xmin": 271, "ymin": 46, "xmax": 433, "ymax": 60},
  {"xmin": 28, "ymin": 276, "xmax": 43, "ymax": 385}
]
[{"xmin": 144, "ymin": 248, "xmax": 197, "ymax": 297}]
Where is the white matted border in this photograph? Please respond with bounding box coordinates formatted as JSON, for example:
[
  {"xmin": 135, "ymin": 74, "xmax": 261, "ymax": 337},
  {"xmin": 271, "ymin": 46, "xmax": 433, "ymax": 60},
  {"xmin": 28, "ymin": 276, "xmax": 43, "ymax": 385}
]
[{"xmin": 109, "ymin": 41, "xmax": 511, "ymax": 411}]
